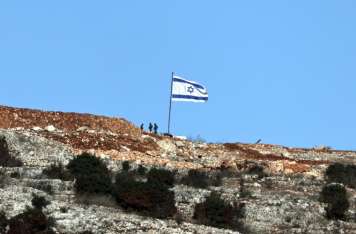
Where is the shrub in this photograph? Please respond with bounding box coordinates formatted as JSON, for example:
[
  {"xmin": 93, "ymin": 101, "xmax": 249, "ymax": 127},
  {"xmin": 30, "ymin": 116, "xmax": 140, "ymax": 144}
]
[
  {"xmin": 32, "ymin": 193, "xmax": 51, "ymax": 210},
  {"xmin": 211, "ymin": 171, "xmax": 223, "ymax": 187},
  {"xmin": 180, "ymin": 169, "xmax": 222, "ymax": 189},
  {"xmin": 325, "ymin": 163, "xmax": 356, "ymax": 188},
  {"xmin": 10, "ymin": 171, "xmax": 20, "ymax": 179},
  {"xmin": 32, "ymin": 182, "xmax": 54, "ymax": 195},
  {"xmin": 239, "ymin": 177, "xmax": 252, "ymax": 198},
  {"xmin": 0, "ymin": 136, "xmax": 23, "ymax": 167},
  {"xmin": 0, "ymin": 170, "xmax": 10, "ymax": 188},
  {"xmin": 7, "ymin": 207, "xmax": 55, "ymax": 234},
  {"xmin": 218, "ymin": 167, "xmax": 240, "ymax": 179},
  {"xmin": 174, "ymin": 212, "xmax": 184, "ymax": 225},
  {"xmin": 193, "ymin": 192, "xmax": 245, "ymax": 231},
  {"xmin": 5, "ymin": 194, "xmax": 55, "ymax": 233},
  {"xmin": 122, "ymin": 161, "xmax": 131, "ymax": 172},
  {"xmin": 147, "ymin": 168, "xmax": 175, "ymax": 187},
  {"xmin": 247, "ymin": 164, "xmax": 267, "ymax": 178},
  {"xmin": 67, "ymin": 153, "xmax": 112, "ymax": 194},
  {"xmin": 113, "ymin": 172, "xmax": 177, "ymax": 219},
  {"xmin": 74, "ymin": 173, "xmax": 112, "ymax": 194},
  {"xmin": 136, "ymin": 165, "xmax": 147, "ymax": 176},
  {"xmin": 320, "ymin": 183, "xmax": 349, "ymax": 219},
  {"xmin": 240, "ymin": 189, "xmax": 252, "ymax": 198},
  {"xmin": 60, "ymin": 207, "xmax": 68, "ymax": 213},
  {"xmin": 264, "ymin": 178, "xmax": 273, "ymax": 189},
  {"xmin": 180, "ymin": 169, "xmax": 209, "ymax": 189},
  {"xmin": 67, "ymin": 153, "xmax": 109, "ymax": 177},
  {"xmin": 0, "ymin": 211, "xmax": 8, "ymax": 234},
  {"xmin": 43, "ymin": 163, "xmax": 74, "ymax": 181}
]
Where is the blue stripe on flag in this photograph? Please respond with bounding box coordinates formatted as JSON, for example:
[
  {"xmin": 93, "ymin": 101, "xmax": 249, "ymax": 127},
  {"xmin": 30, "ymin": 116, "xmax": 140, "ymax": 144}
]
[
  {"xmin": 173, "ymin": 78, "xmax": 205, "ymax": 90},
  {"xmin": 172, "ymin": 94, "xmax": 208, "ymax": 101}
]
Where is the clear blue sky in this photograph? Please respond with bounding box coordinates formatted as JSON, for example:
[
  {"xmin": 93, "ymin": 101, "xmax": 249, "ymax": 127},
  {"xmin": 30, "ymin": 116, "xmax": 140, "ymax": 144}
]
[{"xmin": 1, "ymin": 1, "xmax": 355, "ymax": 150}]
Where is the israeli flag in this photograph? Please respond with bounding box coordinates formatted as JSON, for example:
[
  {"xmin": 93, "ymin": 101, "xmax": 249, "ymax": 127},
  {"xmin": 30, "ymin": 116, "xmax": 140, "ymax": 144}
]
[{"xmin": 171, "ymin": 75, "xmax": 208, "ymax": 102}]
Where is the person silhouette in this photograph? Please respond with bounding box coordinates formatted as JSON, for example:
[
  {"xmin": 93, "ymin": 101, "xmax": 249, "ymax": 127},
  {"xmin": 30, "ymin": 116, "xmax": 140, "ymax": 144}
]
[
  {"xmin": 148, "ymin": 123, "xmax": 153, "ymax": 133},
  {"xmin": 153, "ymin": 123, "xmax": 158, "ymax": 134},
  {"xmin": 140, "ymin": 123, "xmax": 144, "ymax": 131}
]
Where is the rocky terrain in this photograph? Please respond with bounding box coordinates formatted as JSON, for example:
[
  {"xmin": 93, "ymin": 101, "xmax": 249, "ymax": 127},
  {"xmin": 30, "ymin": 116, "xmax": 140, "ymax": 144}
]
[{"xmin": 0, "ymin": 105, "xmax": 355, "ymax": 234}]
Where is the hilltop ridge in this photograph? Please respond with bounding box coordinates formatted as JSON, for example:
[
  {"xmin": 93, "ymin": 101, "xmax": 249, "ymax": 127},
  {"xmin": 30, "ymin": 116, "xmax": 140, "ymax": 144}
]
[
  {"xmin": 0, "ymin": 105, "xmax": 355, "ymax": 173},
  {"xmin": 0, "ymin": 105, "xmax": 355, "ymax": 233},
  {"xmin": 0, "ymin": 105, "xmax": 141, "ymax": 137}
]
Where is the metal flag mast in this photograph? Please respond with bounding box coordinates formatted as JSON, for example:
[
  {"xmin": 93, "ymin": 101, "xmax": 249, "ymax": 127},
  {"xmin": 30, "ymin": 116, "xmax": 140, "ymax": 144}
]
[{"xmin": 167, "ymin": 72, "xmax": 174, "ymax": 134}]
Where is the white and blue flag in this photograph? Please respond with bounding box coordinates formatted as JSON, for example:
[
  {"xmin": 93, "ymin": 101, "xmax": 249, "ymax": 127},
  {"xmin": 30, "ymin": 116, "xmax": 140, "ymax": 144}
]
[{"xmin": 171, "ymin": 75, "xmax": 208, "ymax": 102}]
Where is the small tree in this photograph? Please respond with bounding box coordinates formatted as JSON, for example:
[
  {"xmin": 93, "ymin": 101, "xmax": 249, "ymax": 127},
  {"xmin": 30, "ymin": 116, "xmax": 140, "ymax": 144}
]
[
  {"xmin": 0, "ymin": 136, "xmax": 23, "ymax": 167},
  {"xmin": 180, "ymin": 169, "xmax": 209, "ymax": 189},
  {"xmin": 8, "ymin": 208, "xmax": 55, "ymax": 234},
  {"xmin": 194, "ymin": 192, "xmax": 245, "ymax": 231},
  {"xmin": 147, "ymin": 168, "xmax": 175, "ymax": 187},
  {"xmin": 325, "ymin": 163, "xmax": 356, "ymax": 188},
  {"xmin": 0, "ymin": 211, "xmax": 8, "ymax": 234},
  {"xmin": 43, "ymin": 163, "xmax": 73, "ymax": 181},
  {"xmin": 113, "ymin": 172, "xmax": 177, "ymax": 218},
  {"xmin": 320, "ymin": 183, "xmax": 349, "ymax": 220},
  {"xmin": 67, "ymin": 153, "xmax": 112, "ymax": 194},
  {"xmin": 122, "ymin": 161, "xmax": 131, "ymax": 172},
  {"xmin": 32, "ymin": 193, "xmax": 51, "ymax": 210},
  {"xmin": 136, "ymin": 165, "xmax": 147, "ymax": 176},
  {"xmin": 7, "ymin": 194, "xmax": 55, "ymax": 233}
]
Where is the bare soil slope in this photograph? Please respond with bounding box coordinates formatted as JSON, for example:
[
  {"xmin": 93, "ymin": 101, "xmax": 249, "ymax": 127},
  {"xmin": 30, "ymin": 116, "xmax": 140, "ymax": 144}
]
[{"xmin": 0, "ymin": 105, "xmax": 140, "ymax": 137}]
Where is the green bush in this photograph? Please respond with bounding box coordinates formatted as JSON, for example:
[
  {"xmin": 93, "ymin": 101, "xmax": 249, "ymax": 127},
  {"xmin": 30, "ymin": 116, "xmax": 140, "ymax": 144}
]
[
  {"xmin": 147, "ymin": 168, "xmax": 175, "ymax": 187},
  {"xmin": 239, "ymin": 177, "xmax": 252, "ymax": 198},
  {"xmin": 0, "ymin": 211, "xmax": 8, "ymax": 234},
  {"xmin": 180, "ymin": 169, "xmax": 209, "ymax": 189},
  {"xmin": 194, "ymin": 192, "xmax": 245, "ymax": 231},
  {"xmin": 67, "ymin": 153, "xmax": 112, "ymax": 194},
  {"xmin": 211, "ymin": 172, "xmax": 223, "ymax": 187},
  {"xmin": 6, "ymin": 194, "xmax": 55, "ymax": 233},
  {"xmin": 43, "ymin": 163, "xmax": 74, "ymax": 181},
  {"xmin": 0, "ymin": 170, "xmax": 10, "ymax": 189},
  {"xmin": 67, "ymin": 153, "xmax": 109, "ymax": 177},
  {"xmin": 0, "ymin": 136, "xmax": 23, "ymax": 167},
  {"xmin": 325, "ymin": 163, "xmax": 356, "ymax": 188},
  {"xmin": 10, "ymin": 171, "xmax": 20, "ymax": 179},
  {"xmin": 122, "ymin": 161, "xmax": 131, "ymax": 172},
  {"xmin": 136, "ymin": 165, "xmax": 147, "ymax": 176},
  {"xmin": 32, "ymin": 193, "xmax": 51, "ymax": 210},
  {"xmin": 32, "ymin": 181, "xmax": 54, "ymax": 195},
  {"xmin": 113, "ymin": 171, "xmax": 177, "ymax": 219},
  {"xmin": 320, "ymin": 183, "xmax": 349, "ymax": 219},
  {"xmin": 7, "ymin": 207, "xmax": 55, "ymax": 234}
]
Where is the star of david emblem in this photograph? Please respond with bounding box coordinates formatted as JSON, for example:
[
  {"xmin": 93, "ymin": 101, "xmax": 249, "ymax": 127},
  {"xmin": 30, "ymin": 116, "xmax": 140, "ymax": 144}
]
[{"xmin": 187, "ymin": 86, "xmax": 194, "ymax": 94}]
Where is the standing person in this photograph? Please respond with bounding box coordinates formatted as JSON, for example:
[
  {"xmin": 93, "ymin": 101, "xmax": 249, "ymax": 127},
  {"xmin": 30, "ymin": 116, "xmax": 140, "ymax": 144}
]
[
  {"xmin": 140, "ymin": 123, "xmax": 144, "ymax": 131},
  {"xmin": 148, "ymin": 123, "xmax": 153, "ymax": 133},
  {"xmin": 153, "ymin": 123, "xmax": 158, "ymax": 134}
]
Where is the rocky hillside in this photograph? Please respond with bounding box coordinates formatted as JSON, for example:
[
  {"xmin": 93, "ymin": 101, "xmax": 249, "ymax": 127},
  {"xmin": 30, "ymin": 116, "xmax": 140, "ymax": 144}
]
[{"xmin": 0, "ymin": 105, "xmax": 355, "ymax": 234}]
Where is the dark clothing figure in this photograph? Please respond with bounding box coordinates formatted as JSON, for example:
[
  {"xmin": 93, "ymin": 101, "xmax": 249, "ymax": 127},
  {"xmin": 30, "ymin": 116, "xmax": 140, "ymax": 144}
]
[
  {"xmin": 153, "ymin": 123, "xmax": 158, "ymax": 134},
  {"xmin": 148, "ymin": 123, "xmax": 153, "ymax": 133},
  {"xmin": 140, "ymin": 124, "xmax": 144, "ymax": 131}
]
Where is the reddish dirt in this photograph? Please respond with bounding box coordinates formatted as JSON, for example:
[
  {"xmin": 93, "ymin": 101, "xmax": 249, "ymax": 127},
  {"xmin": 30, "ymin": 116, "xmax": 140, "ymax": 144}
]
[
  {"xmin": 224, "ymin": 143, "xmax": 329, "ymax": 166},
  {"xmin": 39, "ymin": 131, "xmax": 158, "ymax": 153},
  {"xmin": 0, "ymin": 105, "xmax": 352, "ymax": 171},
  {"xmin": 283, "ymin": 162, "xmax": 311, "ymax": 173},
  {"xmin": 0, "ymin": 105, "xmax": 141, "ymax": 138}
]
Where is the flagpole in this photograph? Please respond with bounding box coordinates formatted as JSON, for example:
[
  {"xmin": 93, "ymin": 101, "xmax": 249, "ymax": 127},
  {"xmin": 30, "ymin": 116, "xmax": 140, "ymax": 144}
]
[{"xmin": 167, "ymin": 72, "xmax": 174, "ymax": 134}]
